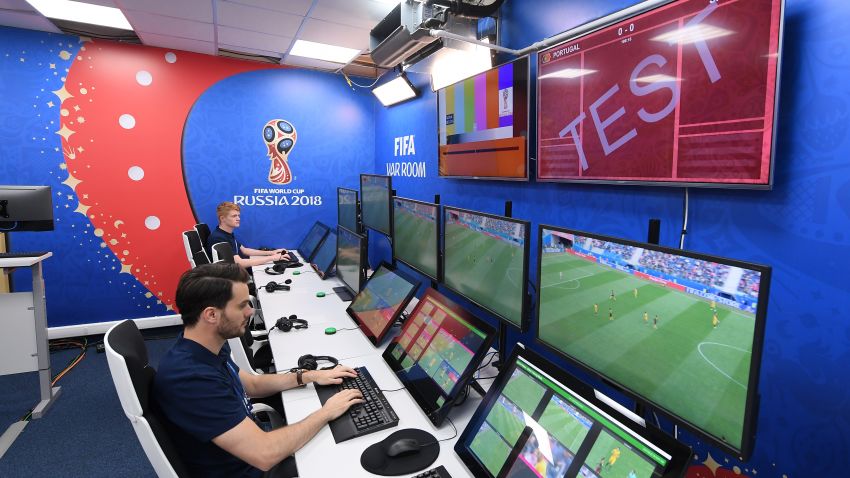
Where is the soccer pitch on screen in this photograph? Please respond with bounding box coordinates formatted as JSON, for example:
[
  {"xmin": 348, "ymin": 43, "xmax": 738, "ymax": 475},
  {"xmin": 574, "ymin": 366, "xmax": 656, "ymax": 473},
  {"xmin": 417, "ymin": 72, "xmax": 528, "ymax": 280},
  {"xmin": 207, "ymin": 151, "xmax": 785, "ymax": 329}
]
[
  {"xmin": 360, "ymin": 175, "xmax": 390, "ymax": 235},
  {"xmin": 538, "ymin": 235, "xmax": 759, "ymax": 451},
  {"xmin": 443, "ymin": 209, "xmax": 526, "ymax": 327},
  {"xmin": 393, "ymin": 198, "xmax": 438, "ymax": 279}
]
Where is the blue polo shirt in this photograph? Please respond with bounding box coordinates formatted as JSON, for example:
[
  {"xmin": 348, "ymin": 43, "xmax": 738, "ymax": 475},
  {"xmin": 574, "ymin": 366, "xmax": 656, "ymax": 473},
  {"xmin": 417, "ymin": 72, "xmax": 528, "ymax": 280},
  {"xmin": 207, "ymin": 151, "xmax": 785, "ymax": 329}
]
[
  {"xmin": 153, "ymin": 335, "xmax": 261, "ymax": 478},
  {"xmin": 206, "ymin": 226, "xmax": 248, "ymax": 260}
]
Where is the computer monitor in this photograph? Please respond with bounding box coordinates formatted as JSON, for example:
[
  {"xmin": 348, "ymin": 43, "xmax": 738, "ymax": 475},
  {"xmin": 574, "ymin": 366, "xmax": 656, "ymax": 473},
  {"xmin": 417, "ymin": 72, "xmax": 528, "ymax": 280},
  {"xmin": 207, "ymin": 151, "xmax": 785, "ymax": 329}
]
[
  {"xmin": 335, "ymin": 225, "xmax": 366, "ymax": 301},
  {"xmin": 337, "ymin": 187, "xmax": 360, "ymax": 233},
  {"xmin": 310, "ymin": 230, "xmax": 337, "ymax": 279},
  {"xmin": 360, "ymin": 174, "xmax": 392, "ymax": 236},
  {"xmin": 0, "ymin": 186, "xmax": 54, "ymax": 232},
  {"xmin": 382, "ymin": 288, "xmax": 496, "ymax": 426},
  {"xmin": 392, "ymin": 197, "xmax": 439, "ymax": 281},
  {"xmin": 346, "ymin": 263, "xmax": 419, "ymax": 346},
  {"xmin": 536, "ymin": 225, "xmax": 771, "ymax": 459},
  {"xmin": 442, "ymin": 206, "xmax": 530, "ymax": 330},
  {"xmin": 455, "ymin": 344, "xmax": 692, "ymax": 478},
  {"xmin": 297, "ymin": 222, "xmax": 330, "ymax": 262}
]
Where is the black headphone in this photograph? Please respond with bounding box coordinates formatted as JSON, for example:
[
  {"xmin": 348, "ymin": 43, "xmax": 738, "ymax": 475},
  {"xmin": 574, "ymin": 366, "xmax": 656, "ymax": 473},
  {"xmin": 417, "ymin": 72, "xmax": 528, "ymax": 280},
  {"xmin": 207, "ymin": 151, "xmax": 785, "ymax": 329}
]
[
  {"xmin": 265, "ymin": 263, "xmax": 288, "ymax": 275},
  {"xmin": 297, "ymin": 354, "xmax": 339, "ymax": 370},
  {"xmin": 264, "ymin": 280, "xmax": 291, "ymax": 292},
  {"xmin": 273, "ymin": 314, "xmax": 308, "ymax": 332}
]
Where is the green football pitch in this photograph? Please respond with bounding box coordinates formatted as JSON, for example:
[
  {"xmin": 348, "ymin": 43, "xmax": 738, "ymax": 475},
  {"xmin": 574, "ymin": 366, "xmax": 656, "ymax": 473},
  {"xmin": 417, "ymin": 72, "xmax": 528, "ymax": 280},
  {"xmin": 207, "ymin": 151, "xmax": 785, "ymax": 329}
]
[
  {"xmin": 393, "ymin": 207, "xmax": 438, "ymax": 278},
  {"xmin": 362, "ymin": 192, "xmax": 389, "ymax": 233},
  {"xmin": 538, "ymin": 252, "xmax": 755, "ymax": 450},
  {"xmin": 444, "ymin": 223, "xmax": 525, "ymax": 327}
]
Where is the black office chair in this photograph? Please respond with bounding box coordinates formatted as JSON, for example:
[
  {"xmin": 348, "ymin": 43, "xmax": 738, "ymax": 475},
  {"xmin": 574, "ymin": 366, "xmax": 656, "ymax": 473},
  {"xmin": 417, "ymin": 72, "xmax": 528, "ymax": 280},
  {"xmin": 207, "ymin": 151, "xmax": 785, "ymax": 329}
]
[
  {"xmin": 194, "ymin": 223, "xmax": 211, "ymax": 249},
  {"xmin": 211, "ymin": 242, "xmax": 236, "ymax": 263},
  {"xmin": 104, "ymin": 320, "xmax": 190, "ymax": 478},
  {"xmin": 182, "ymin": 230, "xmax": 211, "ymax": 268}
]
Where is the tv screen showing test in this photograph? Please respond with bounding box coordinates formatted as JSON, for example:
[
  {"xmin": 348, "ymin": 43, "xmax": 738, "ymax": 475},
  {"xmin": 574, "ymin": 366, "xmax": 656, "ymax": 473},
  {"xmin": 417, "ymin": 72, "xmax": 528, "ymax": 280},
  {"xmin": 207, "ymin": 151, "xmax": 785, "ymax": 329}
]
[
  {"xmin": 443, "ymin": 206, "xmax": 529, "ymax": 329},
  {"xmin": 347, "ymin": 264, "xmax": 419, "ymax": 346},
  {"xmin": 383, "ymin": 288, "xmax": 495, "ymax": 426},
  {"xmin": 537, "ymin": 225, "xmax": 770, "ymax": 456},
  {"xmin": 393, "ymin": 197, "xmax": 439, "ymax": 281},
  {"xmin": 360, "ymin": 174, "xmax": 391, "ymax": 236},
  {"xmin": 536, "ymin": 0, "xmax": 783, "ymax": 187},
  {"xmin": 455, "ymin": 347, "xmax": 689, "ymax": 478}
]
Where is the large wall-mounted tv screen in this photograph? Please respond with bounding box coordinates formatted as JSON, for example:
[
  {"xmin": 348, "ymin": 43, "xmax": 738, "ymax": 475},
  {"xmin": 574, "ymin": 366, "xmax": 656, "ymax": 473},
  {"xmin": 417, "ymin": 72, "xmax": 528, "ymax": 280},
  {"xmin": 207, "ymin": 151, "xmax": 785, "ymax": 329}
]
[
  {"xmin": 438, "ymin": 57, "xmax": 529, "ymax": 180},
  {"xmin": 536, "ymin": 0, "xmax": 783, "ymax": 188},
  {"xmin": 536, "ymin": 225, "xmax": 771, "ymax": 459}
]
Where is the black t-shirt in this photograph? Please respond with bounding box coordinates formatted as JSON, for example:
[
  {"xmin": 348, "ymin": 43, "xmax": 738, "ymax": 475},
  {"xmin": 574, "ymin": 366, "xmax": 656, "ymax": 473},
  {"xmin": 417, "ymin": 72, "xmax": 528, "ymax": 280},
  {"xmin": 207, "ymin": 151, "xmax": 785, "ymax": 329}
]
[{"xmin": 206, "ymin": 226, "xmax": 247, "ymax": 260}]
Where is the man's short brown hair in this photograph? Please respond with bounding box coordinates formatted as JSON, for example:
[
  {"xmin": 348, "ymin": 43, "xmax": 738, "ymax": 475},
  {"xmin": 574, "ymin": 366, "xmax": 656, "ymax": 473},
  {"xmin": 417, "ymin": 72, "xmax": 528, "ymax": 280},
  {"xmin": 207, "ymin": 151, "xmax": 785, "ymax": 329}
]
[
  {"xmin": 175, "ymin": 263, "xmax": 249, "ymax": 327},
  {"xmin": 216, "ymin": 202, "xmax": 240, "ymax": 222}
]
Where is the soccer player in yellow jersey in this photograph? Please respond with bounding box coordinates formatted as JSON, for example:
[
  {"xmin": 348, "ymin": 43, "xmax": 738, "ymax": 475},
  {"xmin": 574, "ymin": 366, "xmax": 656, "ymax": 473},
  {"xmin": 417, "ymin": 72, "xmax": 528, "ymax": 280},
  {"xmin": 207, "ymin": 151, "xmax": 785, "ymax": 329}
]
[
  {"xmin": 608, "ymin": 447, "xmax": 621, "ymax": 467},
  {"xmin": 633, "ymin": 287, "xmax": 638, "ymax": 298},
  {"xmin": 711, "ymin": 299, "xmax": 716, "ymax": 309},
  {"xmin": 610, "ymin": 289, "xmax": 616, "ymax": 301},
  {"xmin": 608, "ymin": 308, "xmax": 614, "ymax": 320},
  {"xmin": 643, "ymin": 311, "xmax": 649, "ymax": 324},
  {"xmin": 594, "ymin": 303, "xmax": 599, "ymax": 316},
  {"xmin": 712, "ymin": 312, "xmax": 719, "ymax": 328}
]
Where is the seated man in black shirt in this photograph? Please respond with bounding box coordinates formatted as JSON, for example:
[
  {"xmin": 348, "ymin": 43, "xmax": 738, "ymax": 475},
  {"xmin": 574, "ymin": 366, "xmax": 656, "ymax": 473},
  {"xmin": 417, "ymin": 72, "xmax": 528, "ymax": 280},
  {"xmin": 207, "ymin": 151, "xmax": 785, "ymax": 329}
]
[
  {"xmin": 153, "ymin": 263, "xmax": 363, "ymax": 477},
  {"xmin": 206, "ymin": 201, "xmax": 292, "ymax": 268}
]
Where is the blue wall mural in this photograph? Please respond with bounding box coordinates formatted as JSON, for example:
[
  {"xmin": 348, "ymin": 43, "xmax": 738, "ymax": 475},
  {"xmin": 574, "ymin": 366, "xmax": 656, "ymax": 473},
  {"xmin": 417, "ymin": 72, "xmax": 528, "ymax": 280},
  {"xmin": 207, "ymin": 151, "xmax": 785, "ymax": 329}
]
[
  {"xmin": 373, "ymin": 0, "xmax": 850, "ymax": 476},
  {"xmin": 184, "ymin": 68, "xmax": 375, "ymax": 249}
]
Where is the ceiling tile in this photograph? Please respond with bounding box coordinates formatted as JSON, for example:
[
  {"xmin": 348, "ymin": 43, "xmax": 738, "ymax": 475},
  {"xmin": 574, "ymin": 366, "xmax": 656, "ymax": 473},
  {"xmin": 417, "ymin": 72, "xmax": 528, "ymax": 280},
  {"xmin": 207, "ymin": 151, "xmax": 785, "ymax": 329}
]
[
  {"xmin": 0, "ymin": 10, "xmax": 61, "ymax": 33},
  {"xmin": 125, "ymin": 11, "xmax": 213, "ymax": 42},
  {"xmin": 217, "ymin": 25, "xmax": 291, "ymax": 54},
  {"xmin": 298, "ymin": 17, "xmax": 369, "ymax": 51},
  {"xmin": 218, "ymin": 0, "xmax": 313, "ymax": 16},
  {"xmin": 119, "ymin": 0, "xmax": 214, "ymax": 22},
  {"xmin": 216, "ymin": 1, "xmax": 302, "ymax": 36},
  {"xmin": 0, "ymin": 0, "xmax": 36, "ymax": 10},
  {"xmin": 311, "ymin": 0, "xmax": 396, "ymax": 30},
  {"xmin": 218, "ymin": 43, "xmax": 281, "ymax": 59},
  {"xmin": 73, "ymin": 0, "xmax": 118, "ymax": 7},
  {"xmin": 136, "ymin": 31, "xmax": 217, "ymax": 55}
]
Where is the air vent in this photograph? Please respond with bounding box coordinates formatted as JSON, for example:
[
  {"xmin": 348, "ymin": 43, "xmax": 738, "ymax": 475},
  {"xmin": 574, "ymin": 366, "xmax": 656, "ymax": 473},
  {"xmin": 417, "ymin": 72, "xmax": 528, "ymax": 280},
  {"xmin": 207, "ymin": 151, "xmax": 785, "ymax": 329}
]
[
  {"xmin": 218, "ymin": 48, "xmax": 280, "ymax": 65},
  {"xmin": 49, "ymin": 19, "xmax": 140, "ymax": 43}
]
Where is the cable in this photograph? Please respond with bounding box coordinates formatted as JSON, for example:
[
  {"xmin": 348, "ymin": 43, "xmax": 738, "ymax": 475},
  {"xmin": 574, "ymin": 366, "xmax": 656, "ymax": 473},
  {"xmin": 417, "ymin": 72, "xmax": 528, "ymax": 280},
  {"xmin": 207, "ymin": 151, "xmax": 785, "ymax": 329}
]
[
  {"xmin": 379, "ymin": 386, "xmax": 406, "ymax": 393},
  {"xmin": 341, "ymin": 71, "xmax": 383, "ymax": 89},
  {"xmin": 0, "ymin": 221, "xmax": 18, "ymax": 231},
  {"xmin": 22, "ymin": 337, "xmax": 88, "ymax": 421},
  {"xmin": 421, "ymin": 416, "xmax": 458, "ymax": 446}
]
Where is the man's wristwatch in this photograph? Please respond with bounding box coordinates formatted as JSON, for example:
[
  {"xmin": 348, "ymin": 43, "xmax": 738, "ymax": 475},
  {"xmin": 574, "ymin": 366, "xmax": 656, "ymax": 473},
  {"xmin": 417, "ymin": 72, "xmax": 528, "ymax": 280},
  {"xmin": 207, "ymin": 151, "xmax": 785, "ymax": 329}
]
[{"xmin": 296, "ymin": 369, "xmax": 306, "ymax": 387}]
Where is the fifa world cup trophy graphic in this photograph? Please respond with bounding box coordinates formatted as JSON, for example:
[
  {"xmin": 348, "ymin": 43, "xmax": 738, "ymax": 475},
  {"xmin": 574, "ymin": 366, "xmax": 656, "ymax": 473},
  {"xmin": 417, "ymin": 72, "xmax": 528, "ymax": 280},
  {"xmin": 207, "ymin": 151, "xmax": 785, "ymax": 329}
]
[{"xmin": 262, "ymin": 119, "xmax": 297, "ymax": 184}]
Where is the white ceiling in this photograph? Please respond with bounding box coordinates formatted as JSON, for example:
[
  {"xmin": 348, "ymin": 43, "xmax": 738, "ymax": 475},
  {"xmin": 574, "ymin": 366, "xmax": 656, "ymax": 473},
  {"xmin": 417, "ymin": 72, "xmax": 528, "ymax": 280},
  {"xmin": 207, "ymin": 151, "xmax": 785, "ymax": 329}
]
[{"xmin": 0, "ymin": 0, "xmax": 400, "ymax": 76}]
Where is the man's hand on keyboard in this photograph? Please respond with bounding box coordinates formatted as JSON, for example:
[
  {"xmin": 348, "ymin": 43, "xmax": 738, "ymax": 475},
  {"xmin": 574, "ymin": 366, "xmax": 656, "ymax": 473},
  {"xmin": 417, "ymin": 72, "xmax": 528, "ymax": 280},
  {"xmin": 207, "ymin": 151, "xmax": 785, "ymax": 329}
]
[
  {"xmin": 310, "ymin": 365, "xmax": 358, "ymax": 386},
  {"xmin": 321, "ymin": 389, "xmax": 364, "ymax": 421}
]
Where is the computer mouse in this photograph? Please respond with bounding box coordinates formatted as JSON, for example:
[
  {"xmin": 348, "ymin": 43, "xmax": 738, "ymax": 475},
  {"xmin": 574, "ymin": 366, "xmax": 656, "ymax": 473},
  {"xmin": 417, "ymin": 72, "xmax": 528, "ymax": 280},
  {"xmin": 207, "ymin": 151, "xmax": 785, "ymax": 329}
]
[
  {"xmin": 324, "ymin": 327, "xmax": 336, "ymax": 335},
  {"xmin": 385, "ymin": 438, "xmax": 421, "ymax": 458},
  {"xmin": 316, "ymin": 291, "xmax": 325, "ymax": 297}
]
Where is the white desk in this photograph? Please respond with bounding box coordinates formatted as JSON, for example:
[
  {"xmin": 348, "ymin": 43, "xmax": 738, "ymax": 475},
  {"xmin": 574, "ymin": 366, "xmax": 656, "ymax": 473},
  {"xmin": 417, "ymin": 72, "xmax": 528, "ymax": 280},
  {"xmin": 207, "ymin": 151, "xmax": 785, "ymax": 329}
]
[
  {"xmin": 252, "ymin": 259, "xmax": 494, "ymax": 478},
  {"xmin": 0, "ymin": 253, "xmax": 61, "ymax": 458}
]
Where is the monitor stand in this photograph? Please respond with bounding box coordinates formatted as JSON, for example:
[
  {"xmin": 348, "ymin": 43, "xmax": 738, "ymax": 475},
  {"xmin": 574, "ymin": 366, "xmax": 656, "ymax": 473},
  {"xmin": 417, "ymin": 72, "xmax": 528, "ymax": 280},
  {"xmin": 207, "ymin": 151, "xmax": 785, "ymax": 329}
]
[{"xmin": 333, "ymin": 286, "xmax": 354, "ymax": 301}]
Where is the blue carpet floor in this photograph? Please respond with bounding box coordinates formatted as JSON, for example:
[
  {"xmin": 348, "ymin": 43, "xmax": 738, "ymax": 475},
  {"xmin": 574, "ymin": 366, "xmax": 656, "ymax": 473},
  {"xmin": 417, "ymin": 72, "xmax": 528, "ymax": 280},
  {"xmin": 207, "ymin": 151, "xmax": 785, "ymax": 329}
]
[{"xmin": 0, "ymin": 334, "xmax": 177, "ymax": 477}]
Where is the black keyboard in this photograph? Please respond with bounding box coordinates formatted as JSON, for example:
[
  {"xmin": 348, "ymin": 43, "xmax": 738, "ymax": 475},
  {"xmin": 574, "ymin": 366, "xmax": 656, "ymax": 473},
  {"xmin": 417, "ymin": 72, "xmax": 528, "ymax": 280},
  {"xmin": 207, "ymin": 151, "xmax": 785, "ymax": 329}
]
[
  {"xmin": 315, "ymin": 366, "xmax": 398, "ymax": 443},
  {"xmin": 0, "ymin": 251, "xmax": 48, "ymax": 259},
  {"xmin": 412, "ymin": 465, "xmax": 452, "ymax": 478},
  {"xmin": 274, "ymin": 260, "xmax": 303, "ymax": 268}
]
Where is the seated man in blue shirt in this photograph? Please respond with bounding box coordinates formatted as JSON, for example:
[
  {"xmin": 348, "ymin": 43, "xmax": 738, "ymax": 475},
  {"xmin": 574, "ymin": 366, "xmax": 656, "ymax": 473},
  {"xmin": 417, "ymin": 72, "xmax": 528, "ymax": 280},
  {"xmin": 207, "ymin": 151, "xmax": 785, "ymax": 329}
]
[
  {"xmin": 206, "ymin": 201, "xmax": 292, "ymax": 268},
  {"xmin": 153, "ymin": 263, "xmax": 363, "ymax": 477}
]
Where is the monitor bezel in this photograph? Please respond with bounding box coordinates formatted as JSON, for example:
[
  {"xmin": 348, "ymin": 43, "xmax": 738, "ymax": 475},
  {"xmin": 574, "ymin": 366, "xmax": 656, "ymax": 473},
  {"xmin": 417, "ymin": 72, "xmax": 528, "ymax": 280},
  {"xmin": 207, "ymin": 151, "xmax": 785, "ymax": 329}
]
[
  {"xmin": 310, "ymin": 230, "xmax": 337, "ymax": 279},
  {"xmin": 345, "ymin": 261, "xmax": 419, "ymax": 347},
  {"xmin": 0, "ymin": 185, "xmax": 55, "ymax": 232},
  {"xmin": 454, "ymin": 343, "xmax": 693, "ymax": 478},
  {"xmin": 435, "ymin": 55, "xmax": 531, "ymax": 182},
  {"xmin": 335, "ymin": 225, "xmax": 366, "ymax": 297},
  {"xmin": 297, "ymin": 221, "xmax": 330, "ymax": 263},
  {"xmin": 534, "ymin": 223, "xmax": 771, "ymax": 459},
  {"xmin": 337, "ymin": 187, "xmax": 360, "ymax": 234},
  {"xmin": 534, "ymin": 0, "xmax": 785, "ymax": 189},
  {"xmin": 381, "ymin": 287, "xmax": 496, "ymax": 426},
  {"xmin": 392, "ymin": 196, "xmax": 441, "ymax": 282},
  {"xmin": 359, "ymin": 174, "xmax": 393, "ymax": 237},
  {"xmin": 441, "ymin": 205, "xmax": 530, "ymax": 331}
]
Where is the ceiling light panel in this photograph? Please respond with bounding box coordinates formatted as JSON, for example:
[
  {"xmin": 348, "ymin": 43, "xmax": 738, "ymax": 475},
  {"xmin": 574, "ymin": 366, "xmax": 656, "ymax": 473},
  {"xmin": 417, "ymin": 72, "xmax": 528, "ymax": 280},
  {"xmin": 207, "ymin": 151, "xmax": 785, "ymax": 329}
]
[
  {"xmin": 26, "ymin": 0, "xmax": 133, "ymax": 30},
  {"xmin": 289, "ymin": 39, "xmax": 360, "ymax": 64}
]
